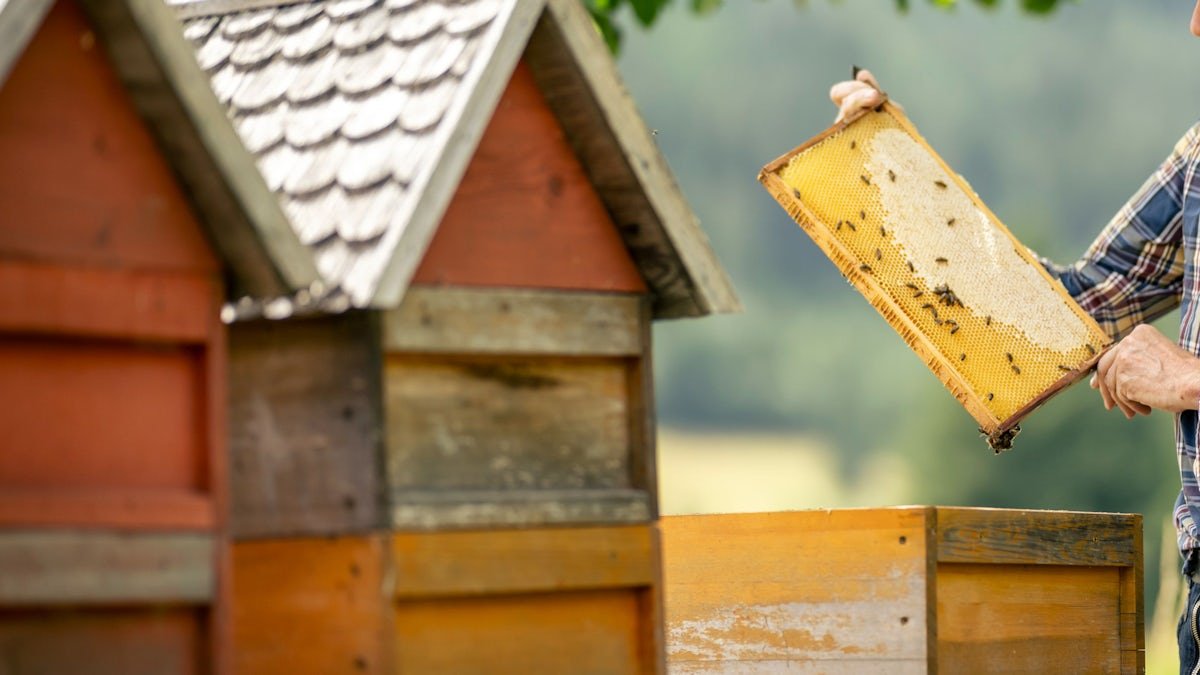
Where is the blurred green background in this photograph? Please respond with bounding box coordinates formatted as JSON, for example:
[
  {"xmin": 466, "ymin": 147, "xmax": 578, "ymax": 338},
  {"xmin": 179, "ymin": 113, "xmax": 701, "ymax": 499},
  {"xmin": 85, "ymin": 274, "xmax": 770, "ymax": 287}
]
[{"xmin": 611, "ymin": 1, "xmax": 1200, "ymax": 670}]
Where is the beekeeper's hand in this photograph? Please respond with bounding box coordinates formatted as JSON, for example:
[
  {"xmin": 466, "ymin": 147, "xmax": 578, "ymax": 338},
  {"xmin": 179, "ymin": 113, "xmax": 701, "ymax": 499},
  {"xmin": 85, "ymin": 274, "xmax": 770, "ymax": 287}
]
[{"xmin": 830, "ymin": 69, "xmax": 887, "ymax": 124}]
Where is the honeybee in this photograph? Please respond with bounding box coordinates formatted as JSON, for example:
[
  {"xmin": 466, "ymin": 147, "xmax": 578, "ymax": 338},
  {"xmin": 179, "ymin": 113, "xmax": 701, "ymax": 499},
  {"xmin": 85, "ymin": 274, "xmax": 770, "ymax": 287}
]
[
  {"xmin": 947, "ymin": 218, "xmax": 956, "ymax": 226},
  {"xmin": 888, "ymin": 170, "xmax": 896, "ymax": 182},
  {"xmin": 934, "ymin": 180, "xmax": 947, "ymax": 189},
  {"xmin": 935, "ymin": 257, "xmax": 948, "ymax": 264},
  {"xmin": 860, "ymin": 175, "xmax": 870, "ymax": 186}
]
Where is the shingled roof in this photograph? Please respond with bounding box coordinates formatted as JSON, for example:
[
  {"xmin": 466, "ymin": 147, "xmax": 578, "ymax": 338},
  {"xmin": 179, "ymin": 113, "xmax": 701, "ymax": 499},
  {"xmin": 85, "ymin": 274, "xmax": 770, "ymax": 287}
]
[
  {"xmin": 173, "ymin": 0, "xmax": 739, "ymax": 319},
  {"xmin": 0, "ymin": 0, "xmax": 319, "ymax": 297}
]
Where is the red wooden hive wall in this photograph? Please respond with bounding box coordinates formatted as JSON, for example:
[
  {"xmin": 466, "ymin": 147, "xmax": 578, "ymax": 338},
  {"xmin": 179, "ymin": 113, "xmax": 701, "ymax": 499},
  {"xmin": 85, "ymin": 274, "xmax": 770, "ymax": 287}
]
[
  {"xmin": 412, "ymin": 60, "xmax": 647, "ymax": 294},
  {"xmin": 0, "ymin": 1, "xmax": 227, "ymax": 672}
]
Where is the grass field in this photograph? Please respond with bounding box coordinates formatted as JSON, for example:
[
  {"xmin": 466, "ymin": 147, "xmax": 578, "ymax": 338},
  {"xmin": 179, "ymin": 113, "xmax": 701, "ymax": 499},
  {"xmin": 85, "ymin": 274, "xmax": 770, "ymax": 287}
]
[{"xmin": 657, "ymin": 428, "xmax": 912, "ymax": 515}]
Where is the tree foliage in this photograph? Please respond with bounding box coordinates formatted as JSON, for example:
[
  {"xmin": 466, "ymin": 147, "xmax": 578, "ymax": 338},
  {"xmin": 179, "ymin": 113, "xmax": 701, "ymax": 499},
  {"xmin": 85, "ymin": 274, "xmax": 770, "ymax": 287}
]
[{"xmin": 585, "ymin": 0, "xmax": 1072, "ymax": 52}]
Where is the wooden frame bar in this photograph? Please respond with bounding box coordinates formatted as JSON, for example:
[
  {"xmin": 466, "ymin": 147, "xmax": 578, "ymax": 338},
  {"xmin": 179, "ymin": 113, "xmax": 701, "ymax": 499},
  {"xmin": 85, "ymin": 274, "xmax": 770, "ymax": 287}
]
[
  {"xmin": 758, "ymin": 105, "xmax": 1110, "ymax": 442},
  {"xmin": 383, "ymin": 286, "xmax": 643, "ymax": 356},
  {"xmin": 0, "ymin": 531, "xmax": 215, "ymax": 605}
]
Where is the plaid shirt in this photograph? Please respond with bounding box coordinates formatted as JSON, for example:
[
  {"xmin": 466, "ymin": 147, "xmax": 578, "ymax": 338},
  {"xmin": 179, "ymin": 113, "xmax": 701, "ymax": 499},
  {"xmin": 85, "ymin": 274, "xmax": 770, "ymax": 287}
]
[{"xmin": 1042, "ymin": 121, "xmax": 1200, "ymax": 554}]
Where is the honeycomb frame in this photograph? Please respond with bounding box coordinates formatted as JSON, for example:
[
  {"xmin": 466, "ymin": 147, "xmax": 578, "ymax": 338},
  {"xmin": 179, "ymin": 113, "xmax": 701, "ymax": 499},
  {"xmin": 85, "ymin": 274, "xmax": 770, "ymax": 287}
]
[{"xmin": 759, "ymin": 103, "xmax": 1111, "ymax": 446}]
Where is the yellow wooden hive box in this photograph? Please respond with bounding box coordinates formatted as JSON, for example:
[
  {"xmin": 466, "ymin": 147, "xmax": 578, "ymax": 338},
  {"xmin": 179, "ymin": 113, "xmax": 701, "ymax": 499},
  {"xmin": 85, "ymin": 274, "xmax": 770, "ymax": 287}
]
[{"xmin": 759, "ymin": 104, "xmax": 1112, "ymax": 448}]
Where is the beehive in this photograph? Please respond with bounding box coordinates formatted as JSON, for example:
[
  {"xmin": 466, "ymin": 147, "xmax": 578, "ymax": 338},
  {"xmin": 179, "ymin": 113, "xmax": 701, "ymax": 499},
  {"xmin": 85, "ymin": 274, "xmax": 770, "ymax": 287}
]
[
  {"xmin": 759, "ymin": 104, "xmax": 1111, "ymax": 447},
  {"xmin": 662, "ymin": 508, "xmax": 1143, "ymax": 673}
]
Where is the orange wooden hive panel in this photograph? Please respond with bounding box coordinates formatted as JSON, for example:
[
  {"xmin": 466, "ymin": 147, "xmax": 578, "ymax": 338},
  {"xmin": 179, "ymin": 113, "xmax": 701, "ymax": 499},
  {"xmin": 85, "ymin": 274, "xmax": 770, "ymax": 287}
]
[{"xmin": 662, "ymin": 507, "xmax": 1142, "ymax": 674}]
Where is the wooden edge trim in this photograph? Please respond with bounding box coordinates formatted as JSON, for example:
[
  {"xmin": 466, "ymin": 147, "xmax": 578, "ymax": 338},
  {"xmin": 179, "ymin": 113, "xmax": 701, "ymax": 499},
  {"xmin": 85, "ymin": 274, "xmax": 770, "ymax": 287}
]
[
  {"xmin": 540, "ymin": 0, "xmax": 741, "ymax": 318},
  {"xmin": 102, "ymin": 0, "xmax": 319, "ymax": 295},
  {"xmin": 629, "ymin": 296, "xmax": 659, "ymax": 519},
  {"xmin": 390, "ymin": 524, "xmax": 656, "ymax": 599},
  {"xmin": 923, "ymin": 505, "xmax": 939, "ymax": 673},
  {"xmin": 0, "ymin": 530, "xmax": 215, "ymax": 605},
  {"xmin": 389, "ymin": 489, "xmax": 653, "ymax": 530},
  {"xmin": 933, "ymin": 506, "xmax": 1140, "ymax": 566},
  {"xmin": 0, "ymin": 490, "xmax": 216, "ymax": 530},
  {"xmin": 167, "ymin": 0, "xmax": 293, "ymax": 20},
  {"xmin": 758, "ymin": 169, "xmax": 998, "ymax": 432},
  {"xmin": 382, "ymin": 286, "xmax": 643, "ymax": 356},
  {"xmin": 0, "ymin": 0, "xmax": 54, "ymax": 85},
  {"xmin": 996, "ymin": 347, "xmax": 1108, "ymax": 434},
  {"xmin": 369, "ymin": 0, "xmax": 547, "ymax": 309}
]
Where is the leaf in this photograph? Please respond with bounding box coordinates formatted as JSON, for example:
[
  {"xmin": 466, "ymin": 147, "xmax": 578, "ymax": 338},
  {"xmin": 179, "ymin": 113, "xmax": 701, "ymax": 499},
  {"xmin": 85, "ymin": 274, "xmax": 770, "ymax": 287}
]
[
  {"xmin": 692, "ymin": 0, "xmax": 722, "ymax": 16},
  {"xmin": 629, "ymin": 0, "xmax": 667, "ymax": 27}
]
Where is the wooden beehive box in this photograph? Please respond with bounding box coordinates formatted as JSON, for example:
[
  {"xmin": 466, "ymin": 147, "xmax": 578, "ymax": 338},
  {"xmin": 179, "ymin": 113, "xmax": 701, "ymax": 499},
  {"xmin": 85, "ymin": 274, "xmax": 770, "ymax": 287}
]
[
  {"xmin": 662, "ymin": 507, "xmax": 1142, "ymax": 674},
  {"xmin": 177, "ymin": 0, "xmax": 739, "ymax": 672},
  {"xmin": 0, "ymin": 0, "xmax": 316, "ymax": 672},
  {"xmin": 759, "ymin": 105, "xmax": 1112, "ymax": 447}
]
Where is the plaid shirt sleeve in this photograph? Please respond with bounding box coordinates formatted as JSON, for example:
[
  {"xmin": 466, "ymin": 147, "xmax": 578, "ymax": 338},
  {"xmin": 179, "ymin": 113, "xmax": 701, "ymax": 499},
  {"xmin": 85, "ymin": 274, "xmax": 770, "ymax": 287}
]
[{"xmin": 1039, "ymin": 123, "xmax": 1199, "ymax": 340}]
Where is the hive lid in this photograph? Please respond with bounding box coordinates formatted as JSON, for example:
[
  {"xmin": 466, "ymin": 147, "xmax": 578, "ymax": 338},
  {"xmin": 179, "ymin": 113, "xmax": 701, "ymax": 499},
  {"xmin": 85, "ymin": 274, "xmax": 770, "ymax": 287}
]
[{"xmin": 759, "ymin": 104, "xmax": 1111, "ymax": 450}]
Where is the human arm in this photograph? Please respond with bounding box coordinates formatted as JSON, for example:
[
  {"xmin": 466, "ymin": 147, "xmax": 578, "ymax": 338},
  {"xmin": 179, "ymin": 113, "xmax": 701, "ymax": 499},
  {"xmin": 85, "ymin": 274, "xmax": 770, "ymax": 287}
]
[{"xmin": 1042, "ymin": 125, "xmax": 1199, "ymax": 416}]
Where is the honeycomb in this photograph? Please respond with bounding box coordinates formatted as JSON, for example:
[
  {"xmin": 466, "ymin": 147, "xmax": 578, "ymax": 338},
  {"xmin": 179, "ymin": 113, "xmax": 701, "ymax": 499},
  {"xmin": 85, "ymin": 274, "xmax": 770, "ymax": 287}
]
[{"xmin": 760, "ymin": 105, "xmax": 1111, "ymax": 442}]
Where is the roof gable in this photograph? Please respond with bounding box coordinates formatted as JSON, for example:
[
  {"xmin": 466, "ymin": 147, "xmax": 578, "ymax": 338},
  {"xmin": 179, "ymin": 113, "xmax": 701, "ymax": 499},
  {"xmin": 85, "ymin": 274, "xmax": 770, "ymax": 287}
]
[
  {"xmin": 176, "ymin": 0, "xmax": 738, "ymax": 319},
  {"xmin": 0, "ymin": 0, "xmax": 318, "ymax": 297}
]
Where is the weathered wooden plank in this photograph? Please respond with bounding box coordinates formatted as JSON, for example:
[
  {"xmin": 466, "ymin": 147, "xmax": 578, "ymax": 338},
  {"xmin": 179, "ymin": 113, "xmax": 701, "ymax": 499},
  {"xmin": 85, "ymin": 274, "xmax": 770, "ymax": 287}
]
[
  {"xmin": 232, "ymin": 535, "xmax": 389, "ymax": 675},
  {"xmin": 1119, "ymin": 529, "xmax": 1145, "ymax": 675},
  {"xmin": 628, "ymin": 297, "xmax": 658, "ymax": 518},
  {"xmin": 0, "ymin": 489, "xmax": 214, "ymax": 529},
  {"xmin": 383, "ymin": 286, "xmax": 643, "ymax": 356},
  {"xmin": 0, "ymin": 260, "xmax": 216, "ymax": 343},
  {"xmin": 0, "ymin": 608, "xmax": 204, "ymax": 675},
  {"xmin": 0, "ymin": 531, "xmax": 214, "ymax": 605},
  {"xmin": 228, "ymin": 312, "xmax": 384, "ymax": 539},
  {"xmin": 0, "ymin": 338, "xmax": 207, "ymax": 495},
  {"xmin": 661, "ymin": 509, "xmax": 930, "ymax": 667},
  {"xmin": 411, "ymin": 61, "xmax": 648, "ymax": 295},
  {"xmin": 935, "ymin": 507, "xmax": 1140, "ymax": 566},
  {"xmin": 392, "ymin": 525, "xmax": 656, "ymax": 598},
  {"xmin": 525, "ymin": 0, "xmax": 740, "ymax": 318},
  {"xmin": 394, "ymin": 589, "xmax": 650, "ymax": 674},
  {"xmin": 935, "ymin": 563, "xmax": 1121, "ymax": 674},
  {"xmin": 385, "ymin": 355, "xmax": 639, "ymax": 527},
  {"xmin": 392, "ymin": 488, "xmax": 652, "ymax": 529}
]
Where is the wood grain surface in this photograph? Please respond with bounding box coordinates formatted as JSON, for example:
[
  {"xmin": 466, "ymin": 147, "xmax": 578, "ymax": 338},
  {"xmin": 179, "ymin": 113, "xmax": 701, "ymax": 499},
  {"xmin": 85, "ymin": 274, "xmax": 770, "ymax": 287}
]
[
  {"xmin": 392, "ymin": 525, "xmax": 656, "ymax": 598},
  {"xmin": 411, "ymin": 60, "xmax": 647, "ymax": 294},
  {"xmin": 231, "ymin": 535, "xmax": 389, "ymax": 674},
  {"xmin": 0, "ymin": 531, "xmax": 214, "ymax": 605},
  {"xmin": 0, "ymin": 608, "xmax": 205, "ymax": 675},
  {"xmin": 662, "ymin": 509, "xmax": 931, "ymax": 670},
  {"xmin": 385, "ymin": 355, "xmax": 636, "ymax": 509},
  {"xmin": 228, "ymin": 313, "xmax": 384, "ymax": 539},
  {"xmin": 383, "ymin": 286, "xmax": 644, "ymax": 357}
]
